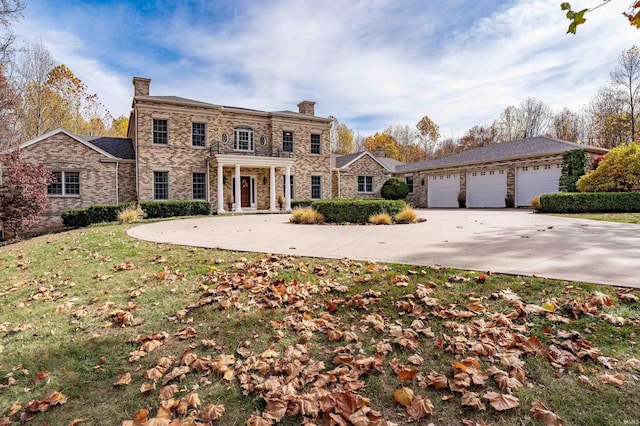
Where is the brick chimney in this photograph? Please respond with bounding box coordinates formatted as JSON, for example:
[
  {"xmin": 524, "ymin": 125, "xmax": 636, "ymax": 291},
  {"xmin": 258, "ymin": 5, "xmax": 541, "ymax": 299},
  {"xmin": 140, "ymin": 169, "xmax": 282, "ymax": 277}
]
[
  {"xmin": 372, "ymin": 147, "xmax": 386, "ymax": 158},
  {"xmin": 133, "ymin": 77, "xmax": 151, "ymax": 96},
  {"xmin": 297, "ymin": 101, "xmax": 315, "ymax": 116}
]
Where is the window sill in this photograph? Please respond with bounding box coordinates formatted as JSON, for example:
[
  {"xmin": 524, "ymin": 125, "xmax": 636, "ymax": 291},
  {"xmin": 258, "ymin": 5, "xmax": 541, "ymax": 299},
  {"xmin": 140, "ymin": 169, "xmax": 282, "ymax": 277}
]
[
  {"xmin": 152, "ymin": 143, "xmax": 169, "ymax": 147},
  {"xmin": 192, "ymin": 145, "xmax": 207, "ymax": 149},
  {"xmin": 48, "ymin": 195, "xmax": 81, "ymax": 198}
]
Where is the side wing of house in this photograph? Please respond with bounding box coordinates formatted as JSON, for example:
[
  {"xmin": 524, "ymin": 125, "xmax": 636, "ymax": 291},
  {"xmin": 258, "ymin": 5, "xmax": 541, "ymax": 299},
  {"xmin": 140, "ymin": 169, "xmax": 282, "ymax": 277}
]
[
  {"xmin": 20, "ymin": 130, "xmax": 124, "ymax": 230},
  {"xmin": 336, "ymin": 153, "xmax": 390, "ymax": 199}
]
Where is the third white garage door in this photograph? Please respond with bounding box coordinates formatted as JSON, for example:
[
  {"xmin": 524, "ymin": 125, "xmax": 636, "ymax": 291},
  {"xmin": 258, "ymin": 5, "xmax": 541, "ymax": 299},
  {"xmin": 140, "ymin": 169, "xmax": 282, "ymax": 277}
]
[
  {"xmin": 516, "ymin": 164, "xmax": 562, "ymax": 207},
  {"xmin": 428, "ymin": 173, "xmax": 460, "ymax": 207},
  {"xmin": 467, "ymin": 170, "xmax": 507, "ymax": 208}
]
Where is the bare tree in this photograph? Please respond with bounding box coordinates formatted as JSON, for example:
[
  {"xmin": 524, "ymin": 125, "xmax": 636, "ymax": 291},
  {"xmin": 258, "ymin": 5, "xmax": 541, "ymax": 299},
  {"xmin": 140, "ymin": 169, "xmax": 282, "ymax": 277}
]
[
  {"xmin": 610, "ymin": 45, "xmax": 640, "ymax": 141},
  {"xmin": 0, "ymin": 0, "xmax": 24, "ymax": 63},
  {"xmin": 519, "ymin": 97, "xmax": 552, "ymax": 138},
  {"xmin": 493, "ymin": 105, "xmax": 522, "ymax": 142},
  {"xmin": 552, "ymin": 107, "xmax": 583, "ymax": 142},
  {"xmin": 587, "ymin": 85, "xmax": 630, "ymax": 148}
]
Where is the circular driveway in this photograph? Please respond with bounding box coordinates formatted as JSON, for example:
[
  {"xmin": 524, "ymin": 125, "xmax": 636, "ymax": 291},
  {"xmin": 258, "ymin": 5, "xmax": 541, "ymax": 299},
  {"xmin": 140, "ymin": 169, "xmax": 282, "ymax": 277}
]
[{"xmin": 127, "ymin": 209, "xmax": 640, "ymax": 288}]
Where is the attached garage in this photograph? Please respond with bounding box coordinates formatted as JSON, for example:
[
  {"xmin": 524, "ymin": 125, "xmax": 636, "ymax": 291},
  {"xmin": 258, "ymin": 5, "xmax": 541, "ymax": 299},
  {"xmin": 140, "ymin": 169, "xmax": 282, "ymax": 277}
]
[
  {"xmin": 428, "ymin": 173, "xmax": 460, "ymax": 207},
  {"xmin": 516, "ymin": 164, "xmax": 562, "ymax": 207},
  {"xmin": 467, "ymin": 169, "xmax": 507, "ymax": 208}
]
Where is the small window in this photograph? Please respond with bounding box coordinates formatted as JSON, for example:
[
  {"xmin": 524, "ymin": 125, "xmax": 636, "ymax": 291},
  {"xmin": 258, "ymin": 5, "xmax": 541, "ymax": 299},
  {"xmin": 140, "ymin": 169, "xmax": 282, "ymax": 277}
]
[
  {"xmin": 311, "ymin": 176, "xmax": 322, "ymax": 199},
  {"xmin": 522, "ymin": 167, "xmax": 528, "ymax": 171},
  {"xmin": 154, "ymin": 171, "xmax": 169, "ymax": 200},
  {"xmin": 405, "ymin": 176, "xmax": 414, "ymax": 194},
  {"xmin": 48, "ymin": 171, "xmax": 79, "ymax": 196},
  {"xmin": 282, "ymin": 175, "xmax": 295, "ymax": 199},
  {"xmin": 480, "ymin": 171, "xmax": 486, "ymax": 176},
  {"xmin": 439, "ymin": 175, "xmax": 443, "ymax": 180},
  {"xmin": 192, "ymin": 172, "xmax": 206, "ymax": 200},
  {"xmin": 499, "ymin": 170, "xmax": 504, "ymax": 174},
  {"xmin": 472, "ymin": 172, "xmax": 477, "ymax": 177},
  {"xmin": 192, "ymin": 123, "xmax": 206, "ymax": 147},
  {"xmin": 533, "ymin": 165, "xmax": 540, "ymax": 171},
  {"xmin": 489, "ymin": 171, "xmax": 495, "ymax": 175},
  {"xmin": 357, "ymin": 176, "xmax": 373, "ymax": 193},
  {"xmin": 153, "ymin": 119, "xmax": 168, "ymax": 145},
  {"xmin": 310, "ymin": 134, "xmax": 321, "ymax": 154},
  {"xmin": 283, "ymin": 131, "xmax": 293, "ymax": 152},
  {"xmin": 234, "ymin": 126, "xmax": 254, "ymax": 151}
]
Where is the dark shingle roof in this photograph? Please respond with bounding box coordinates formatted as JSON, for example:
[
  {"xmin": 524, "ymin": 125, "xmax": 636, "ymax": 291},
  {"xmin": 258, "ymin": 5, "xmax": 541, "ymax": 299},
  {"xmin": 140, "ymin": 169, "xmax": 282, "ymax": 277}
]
[
  {"xmin": 333, "ymin": 151, "xmax": 366, "ymax": 169},
  {"xmin": 396, "ymin": 136, "xmax": 607, "ymax": 173},
  {"xmin": 377, "ymin": 156, "xmax": 403, "ymax": 170},
  {"xmin": 88, "ymin": 137, "xmax": 135, "ymax": 160},
  {"xmin": 332, "ymin": 151, "xmax": 403, "ymax": 171}
]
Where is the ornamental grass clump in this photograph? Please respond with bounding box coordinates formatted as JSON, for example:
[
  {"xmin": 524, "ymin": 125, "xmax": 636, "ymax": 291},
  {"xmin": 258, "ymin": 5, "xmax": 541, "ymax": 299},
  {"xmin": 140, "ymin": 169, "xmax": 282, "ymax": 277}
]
[
  {"xmin": 289, "ymin": 207, "xmax": 324, "ymax": 224},
  {"xmin": 530, "ymin": 195, "xmax": 541, "ymax": 211},
  {"xmin": 117, "ymin": 205, "xmax": 145, "ymax": 224},
  {"xmin": 394, "ymin": 206, "xmax": 418, "ymax": 224},
  {"xmin": 369, "ymin": 212, "xmax": 392, "ymax": 225}
]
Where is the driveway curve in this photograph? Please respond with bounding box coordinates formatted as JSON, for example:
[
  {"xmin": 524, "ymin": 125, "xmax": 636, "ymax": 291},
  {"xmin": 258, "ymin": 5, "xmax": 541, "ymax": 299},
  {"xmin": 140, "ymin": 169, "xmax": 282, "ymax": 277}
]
[{"xmin": 127, "ymin": 210, "xmax": 640, "ymax": 288}]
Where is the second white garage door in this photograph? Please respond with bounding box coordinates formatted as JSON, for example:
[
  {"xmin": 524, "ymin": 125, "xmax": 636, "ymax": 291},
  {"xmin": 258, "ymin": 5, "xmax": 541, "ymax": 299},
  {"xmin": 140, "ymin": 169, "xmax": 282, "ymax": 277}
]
[
  {"xmin": 516, "ymin": 164, "xmax": 562, "ymax": 207},
  {"xmin": 467, "ymin": 170, "xmax": 507, "ymax": 208},
  {"xmin": 428, "ymin": 174, "xmax": 460, "ymax": 208}
]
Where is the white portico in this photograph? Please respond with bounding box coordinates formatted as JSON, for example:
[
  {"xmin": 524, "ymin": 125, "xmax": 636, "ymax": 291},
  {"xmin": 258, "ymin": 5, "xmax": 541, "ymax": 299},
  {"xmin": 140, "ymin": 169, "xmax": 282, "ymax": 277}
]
[{"xmin": 213, "ymin": 154, "xmax": 295, "ymax": 213}]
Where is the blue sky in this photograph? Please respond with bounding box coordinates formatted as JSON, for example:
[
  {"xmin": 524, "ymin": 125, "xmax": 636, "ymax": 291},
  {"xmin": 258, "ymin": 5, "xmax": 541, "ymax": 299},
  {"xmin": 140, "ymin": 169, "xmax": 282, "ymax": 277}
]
[{"xmin": 12, "ymin": 0, "xmax": 640, "ymax": 137}]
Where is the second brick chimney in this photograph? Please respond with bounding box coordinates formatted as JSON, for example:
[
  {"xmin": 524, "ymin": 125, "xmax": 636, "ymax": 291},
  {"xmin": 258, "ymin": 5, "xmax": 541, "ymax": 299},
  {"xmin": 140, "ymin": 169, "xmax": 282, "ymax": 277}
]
[
  {"xmin": 133, "ymin": 77, "xmax": 151, "ymax": 97},
  {"xmin": 297, "ymin": 101, "xmax": 315, "ymax": 116}
]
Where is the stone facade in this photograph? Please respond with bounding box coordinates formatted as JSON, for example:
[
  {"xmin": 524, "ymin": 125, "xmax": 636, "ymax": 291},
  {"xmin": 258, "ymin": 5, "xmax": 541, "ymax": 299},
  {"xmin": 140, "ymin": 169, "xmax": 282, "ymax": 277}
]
[
  {"xmin": 19, "ymin": 132, "xmax": 136, "ymax": 230},
  {"xmin": 334, "ymin": 154, "xmax": 391, "ymax": 199}
]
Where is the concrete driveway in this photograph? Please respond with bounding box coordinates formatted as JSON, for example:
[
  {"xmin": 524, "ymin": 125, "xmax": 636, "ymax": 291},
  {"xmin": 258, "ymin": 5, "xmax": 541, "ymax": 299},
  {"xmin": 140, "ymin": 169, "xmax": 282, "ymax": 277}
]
[{"xmin": 127, "ymin": 210, "xmax": 640, "ymax": 288}]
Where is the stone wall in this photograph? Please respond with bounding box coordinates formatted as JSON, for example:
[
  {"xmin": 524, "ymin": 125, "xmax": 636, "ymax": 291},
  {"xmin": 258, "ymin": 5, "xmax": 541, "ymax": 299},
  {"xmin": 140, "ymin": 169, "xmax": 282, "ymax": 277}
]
[{"xmin": 336, "ymin": 155, "xmax": 389, "ymax": 199}]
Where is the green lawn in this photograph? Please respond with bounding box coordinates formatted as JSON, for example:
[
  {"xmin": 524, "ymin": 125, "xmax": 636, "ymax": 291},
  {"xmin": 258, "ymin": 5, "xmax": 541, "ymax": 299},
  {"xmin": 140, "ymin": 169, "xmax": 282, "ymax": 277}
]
[
  {"xmin": 551, "ymin": 212, "xmax": 640, "ymax": 224},
  {"xmin": 0, "ymin": 223, "xmax": 638, "ymax": 425}
]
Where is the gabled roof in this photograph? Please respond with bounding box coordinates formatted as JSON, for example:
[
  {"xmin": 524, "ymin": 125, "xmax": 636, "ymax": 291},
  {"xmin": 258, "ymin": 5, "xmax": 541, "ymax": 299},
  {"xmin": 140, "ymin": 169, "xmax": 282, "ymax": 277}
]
[
  {"xmin": 332, "ymin": 151, "xmax": 402, "ymax": 172},
  {"xmin": 19, "ymin": 128, "xmax": 134, "ymax": 161},
  {"xmin": 396, "ymin": 136, "xmax": 608, "ymax": 173},
  {"xmin": 88, "ymin": 137, "xmax": 135, "ymax": 160}
]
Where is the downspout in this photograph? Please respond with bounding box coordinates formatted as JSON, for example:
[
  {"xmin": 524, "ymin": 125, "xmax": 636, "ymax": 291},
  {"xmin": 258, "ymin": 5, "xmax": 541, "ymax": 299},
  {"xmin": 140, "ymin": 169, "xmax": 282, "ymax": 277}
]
[
  {"xmin": 134, "ymin": 106, "xmax": 139, "ymax": 202},
  {"xmin": 115, "ymin": 161, "xmax": 119, "ymax": 204},
  {"xmin": 205, "ymin": 158, "xmax": 210, "ymax": 202},
  {"xmin": 338, "ymin": 169, "xmax": 341, "ymax": 198}
]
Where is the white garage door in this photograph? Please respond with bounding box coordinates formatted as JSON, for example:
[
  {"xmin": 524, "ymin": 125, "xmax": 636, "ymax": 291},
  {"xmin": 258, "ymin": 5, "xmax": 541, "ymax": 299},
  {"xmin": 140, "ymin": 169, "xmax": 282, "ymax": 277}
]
[
  {"xmin": 428, "ymin": 174, "xmax": 460, "ymax": 208},
  {"xmin": 467, "ymin": 170, "xmax": 507, "ymax": 208},
  {"xmin": 516, "ymin": 164, "xmax": 562, "ymax": 207}
]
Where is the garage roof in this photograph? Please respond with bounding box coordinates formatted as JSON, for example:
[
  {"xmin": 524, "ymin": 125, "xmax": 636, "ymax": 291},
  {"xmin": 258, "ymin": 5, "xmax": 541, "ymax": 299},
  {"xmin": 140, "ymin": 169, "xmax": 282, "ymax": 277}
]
[{"xmin": 395, "ymin": 136, "xmax": 608, "ymax": 173}]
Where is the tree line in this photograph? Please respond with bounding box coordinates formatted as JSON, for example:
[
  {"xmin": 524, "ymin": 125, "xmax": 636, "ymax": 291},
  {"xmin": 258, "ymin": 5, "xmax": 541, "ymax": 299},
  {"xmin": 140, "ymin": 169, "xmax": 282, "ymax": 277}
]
[
  {"xmin": 331, "ymin": 45, "xmax": 640, "ymax": 163},
  {"xmin": 0, "ymin": 2, "xmax": 127, "ymax": 151}
]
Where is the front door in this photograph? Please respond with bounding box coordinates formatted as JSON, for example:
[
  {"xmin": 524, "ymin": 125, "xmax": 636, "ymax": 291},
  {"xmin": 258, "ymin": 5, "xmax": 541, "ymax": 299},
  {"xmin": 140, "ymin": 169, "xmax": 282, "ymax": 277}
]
[{"xmin": 240, "ymin": 176, "xmax": 251, "ymax": 207}]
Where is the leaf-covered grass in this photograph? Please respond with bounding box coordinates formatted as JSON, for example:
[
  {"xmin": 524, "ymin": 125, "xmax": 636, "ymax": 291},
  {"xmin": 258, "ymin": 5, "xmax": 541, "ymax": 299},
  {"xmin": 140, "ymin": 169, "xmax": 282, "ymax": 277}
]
[
  {"xmin": 0, "ymin": 223, "xmax": 638, "ymax": 425},
  {"xmin": 551, "ymin": 212, "xmax": 640, "ymax": 224}
]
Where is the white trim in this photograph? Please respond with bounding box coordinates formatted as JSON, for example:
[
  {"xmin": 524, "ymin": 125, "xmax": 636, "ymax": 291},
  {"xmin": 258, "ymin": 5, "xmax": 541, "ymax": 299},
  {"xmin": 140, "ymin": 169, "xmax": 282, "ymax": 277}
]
[
  {"xmin": 20, "ymin": 128, "xmax": 118, "ymax": 160},
  {"xmin": 214, "ymin": 154, "xmax": 295, "ymax": 168},
  {"xmin": 338, "ymin": 151, "xmax": 393, "ymax": 172}
]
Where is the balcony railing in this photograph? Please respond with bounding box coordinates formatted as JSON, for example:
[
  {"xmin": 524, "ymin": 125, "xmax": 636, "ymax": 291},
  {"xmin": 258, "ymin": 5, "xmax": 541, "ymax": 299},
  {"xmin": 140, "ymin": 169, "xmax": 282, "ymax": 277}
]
[{"xmin": 209, "ymin": 141, "xmax": 293, "ymax": 158}]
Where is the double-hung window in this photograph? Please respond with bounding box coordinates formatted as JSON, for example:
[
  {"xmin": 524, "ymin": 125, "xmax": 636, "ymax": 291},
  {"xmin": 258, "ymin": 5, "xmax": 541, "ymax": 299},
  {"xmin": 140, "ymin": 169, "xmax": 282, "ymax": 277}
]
[
  {"xmin": 48, "ymin": 171, "xmax": 80, "ymax": 196},
  {"xmin": 153, "ymin": 119, "xmax": 168, "ymax": 145},
  {"xmin": 282, "ymin": 175, "xmax": 295, "ymax": 199},
  {"xmin": 234, "ymin": 126, "xmax": 254, "ymax": 151},
  {"xmin": 154, "ymin": 171, "xmax": 169, "ymax": 200},
  {"xmin": 192, "ymin": 123, "xmax": 206, "ymax": 147},
  {"xmin": 192, "ymin": 173, "xmax": 206, "ymax": 200},
  {"xmin": 357, "ymin": 176, "xmax": 373, "ymax": 193},
  {"xmin": 310, "ymin": 134, "xmax": 321, "ymax": 154},
  {"xmin": 283, "ymin": 131, "xmax": 293, "ymax": 153},
  {"xmin": 311, "ymin": 176, "xmax": 322, "ymax": 199},
  {"xmin": 405, "ymin": 176, "xmax": 414, "ymax": 194}
]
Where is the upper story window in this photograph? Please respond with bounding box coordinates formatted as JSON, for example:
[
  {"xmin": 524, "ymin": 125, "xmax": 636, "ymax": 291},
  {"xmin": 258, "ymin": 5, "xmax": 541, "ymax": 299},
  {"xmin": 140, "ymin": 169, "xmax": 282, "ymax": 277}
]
[
  {"xmin": 358, "ymin": 176, "xmax": 373, "ymax": 193},
  {"xmin": 192, "ymin": 123, "xmax": 206, "ymax": 147},
  {"xmin": 153, "ymin": 119, "xmax": 168, "ymax": 145},
  {"xmin": 283, "ymin": 131, "xmax": 293, "ymax": 152},
  {"xmin": 310, "ymin": 134, "xmax": 321, "ymax": 154},
  {"xmin": 405, "ymin": 176, "xmax": 414, "ymax": 194},
  {"xmin": 234, "ymin": 126, "xmax": 254, "ymax": 151},
  {"xmin": 48, "ymin": 171, "xmax": 80, "ymax": 196}
]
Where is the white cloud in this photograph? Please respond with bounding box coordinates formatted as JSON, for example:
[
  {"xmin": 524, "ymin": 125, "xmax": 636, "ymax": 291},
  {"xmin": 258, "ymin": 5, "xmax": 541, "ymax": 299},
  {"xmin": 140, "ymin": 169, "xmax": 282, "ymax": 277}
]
[{"xmin": 9, "ymin": 0, "xmax": 640, "ymax": 137}]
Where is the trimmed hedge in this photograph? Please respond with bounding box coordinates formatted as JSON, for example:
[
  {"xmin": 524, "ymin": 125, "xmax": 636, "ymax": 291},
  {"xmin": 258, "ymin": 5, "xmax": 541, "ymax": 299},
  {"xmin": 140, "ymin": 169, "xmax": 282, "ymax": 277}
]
[
  {"xmin": 539, "ymin": 192, "xmax": 640, "ymax": 213},
  {"xmin": 381, "ymin": 177, "xmax": 409, "ymax": 200},
  {"xmin": 61, "ymin": 200, "xmax": 213, "ymax": 228},
  {"xmin": 291, "ymin": 200, "xmax": 313, "ymax": 209},
  {"xmin": 311, "ymin": 199, "xmax": 406, "ymax": 223}
]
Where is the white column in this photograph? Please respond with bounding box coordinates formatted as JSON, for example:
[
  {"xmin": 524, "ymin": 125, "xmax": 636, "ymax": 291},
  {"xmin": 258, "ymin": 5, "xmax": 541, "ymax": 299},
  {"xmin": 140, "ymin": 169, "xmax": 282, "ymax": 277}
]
[
  {"xmin": 217, "ymin": 163, "xmax": 224, "ymax": 213},
  {"xmin": 269, "ymin": 166, "xmax": 277, "ymax": 212},
  {"xmin": 234, "ymin": 164, "xmax": 242, "ymax": 212},
  {"xmin": 285, "ymin": 166, "xmax": 292, "ymax": 211}
]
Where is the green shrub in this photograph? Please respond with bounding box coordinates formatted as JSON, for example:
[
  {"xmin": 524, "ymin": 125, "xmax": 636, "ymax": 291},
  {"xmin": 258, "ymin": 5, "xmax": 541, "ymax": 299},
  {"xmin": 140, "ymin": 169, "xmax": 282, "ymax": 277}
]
[
  {"xmin": 577, "ymin": 142, "xmax": 640, "ymax": 192},
  {"xmin": 380, "ymin": 177, "xmax": 409, "ymax": 200},
  {"xmin": 61, "ymin": 209, "xmax": 91, "ymax": 228},
  {"xmin": 394, "ymin": 205, "xmax": 418, "ymax": 224},
  {"xmin": 87, "ymin": 203, "xmax": 134, "ymax": 223},
  {"xmin": 289, "ymin": 207, "xmax": 324, "ymax": 224},
  {"xmin": 559, "ymin": 149, "xmax": 588, "ymax": 192},
  {"xmin": 311, "ymin": 199, "xmax": 405, "ymax": 223},
  {"xmin": 291, "ymin": 200, "xmax": 313, "ymax": 209},
  {"xmin": 140, "ymin": 200, "xmax": 212, "ymax": 218},
  {"xmin": 539, "ymin": 192, "xmax": 640, "ymax": 213},
  {"xmin": 369, "ymin": 212, "xmax": 392, "ymax": 225}
]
